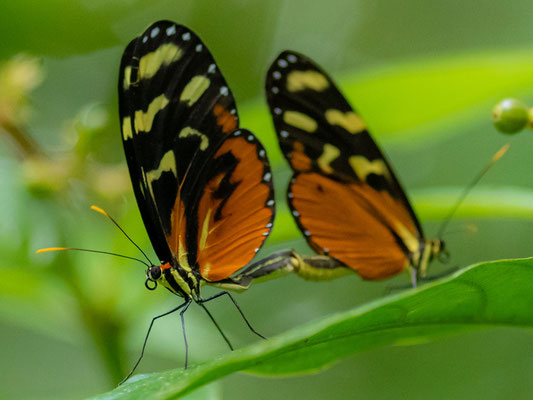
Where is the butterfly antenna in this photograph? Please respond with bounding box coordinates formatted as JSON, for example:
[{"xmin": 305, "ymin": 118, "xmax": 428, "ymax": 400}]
[
  {"xmin": 441, "ymin": 224, "xmax": 478, "ymax": 238},
  {"xmin": 90, "ymin": 205, "xmax": 153, "ymax": 266},
  {"xmin": 36, "ymin": 247, "xmax": 151, "ymax": 267},
  {"xmin": 436, "ymin": 143, "xmax": 509, "ymax": 238}
]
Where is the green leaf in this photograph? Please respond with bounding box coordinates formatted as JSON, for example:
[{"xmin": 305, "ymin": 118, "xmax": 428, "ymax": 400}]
[{"xmin": 91, "ymin": 258, "xmax": 533, "ymax": 399}]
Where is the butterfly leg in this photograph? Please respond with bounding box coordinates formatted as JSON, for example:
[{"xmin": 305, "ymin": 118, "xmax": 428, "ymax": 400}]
[
  {"xmin": 220, "ymin": 249, "xmax": 299, "ymax": 290},
  {"xmin": 120, "ymin": 299, "xmax": 191, "ymax": 385},
  {"xmin": 180, "ymin": 299, "xmax": 193, "ymax": 369},
  {"xmin": 198, "ymin": 302, "xmax": 234, "ymax": 351},
  {"xmin": 200, "ymin": 291, "xmax": 266, "ymax": 340}
]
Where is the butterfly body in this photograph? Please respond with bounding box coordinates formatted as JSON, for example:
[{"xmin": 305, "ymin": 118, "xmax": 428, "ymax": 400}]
[{"xmin": 266, "ymin": 51, "xmax": 443, "ymax": 282}]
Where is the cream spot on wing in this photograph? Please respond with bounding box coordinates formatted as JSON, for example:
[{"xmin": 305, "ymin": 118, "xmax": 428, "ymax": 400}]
[
  {"xmin": 122, "ymin": 66, "xmax": 133, "ymax": 90},
  {"xmin": 349, "ymin": 155, "xmax": 391, "ymax": 182},
  {"xmin": 121, "ymin": 117, "xmax": 133, "ymax": 140},
  {"xmin": 325, "ymin": 109, "xmax": 366, "ymax": 134},
  {"xmin": 146, "ymin": 150, "xmax": 176, "ymax": 181},
  {"xmin": 138, "ymin": 43, "xmax": 183, "ymax": 80},
  {"xmin": 283, "ymin": 111, "xmax": 318, "ymax": 132},
  {"xmin": 146, "ymin": 150, "xmax": 177, "ymax": 200},
  {"xmin": 317, "ymin": 144, "xmax": 341, "ymax": 174},
  {"xmin": 180, "ymin": 76, "xmax": 210, "ymax": 106},
  {"xmin": 286, "ymin": 70, "xmax": 329, "ymax": 92},
  {"xmin": 179, "ymin": 127, "xmax": 209, "ymax": 150},
  {"xmin": 134, "ymin": 94, "xmax": 170, "ymax": 133}
]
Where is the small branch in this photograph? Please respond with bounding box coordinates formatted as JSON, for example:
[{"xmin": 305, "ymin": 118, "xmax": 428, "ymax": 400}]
[{"xmin": 1, "ymin": 120, "xmax": 43, "ymax": 159}]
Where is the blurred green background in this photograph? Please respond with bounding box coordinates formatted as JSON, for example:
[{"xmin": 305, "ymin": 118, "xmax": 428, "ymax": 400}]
[{"xmin": 2, "ymin": 1, "xmax": 533, "ymax": 399}]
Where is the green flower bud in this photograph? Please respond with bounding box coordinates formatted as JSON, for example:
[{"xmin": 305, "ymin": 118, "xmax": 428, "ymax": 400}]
[{"xmin": 492, "ymin": 98, "xmax": 529, "ymax": 134}]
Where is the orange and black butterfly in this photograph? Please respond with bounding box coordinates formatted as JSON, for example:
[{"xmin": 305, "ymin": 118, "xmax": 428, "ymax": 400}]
[
  {"xmin": 118, "ymin": 20, "xmax": 275, "ymax": 376},
  {"xmin": 265, "ymin": 51, "xmax": 444, "ymax": 283}
]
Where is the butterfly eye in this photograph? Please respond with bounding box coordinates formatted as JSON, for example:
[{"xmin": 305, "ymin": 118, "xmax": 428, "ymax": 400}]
[{"xmin": 148, "ymin": 265, "xmax": 162, "ymax": 281}]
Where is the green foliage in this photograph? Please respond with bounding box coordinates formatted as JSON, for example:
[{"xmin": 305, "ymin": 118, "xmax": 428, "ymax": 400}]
[{"xmin": 92, "ymin": 258, "xmax": 533, "ymax": 399}]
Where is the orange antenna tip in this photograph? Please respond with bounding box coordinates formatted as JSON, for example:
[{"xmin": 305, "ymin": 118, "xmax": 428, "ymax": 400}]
[
  {"xmin": 91, "ymin": 205, "xmax": 108, "ymax": 216},
  {"xmin": 36, "ymin": 247, "xmax": 67, "ymax": 254},
  {"xmin": 492, "ymin": 143, "xmax": 510, "ymax": 162}
]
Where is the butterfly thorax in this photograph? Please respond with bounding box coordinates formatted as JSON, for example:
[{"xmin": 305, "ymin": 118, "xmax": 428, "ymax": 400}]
[
  {"xmin": 411, "ymin": 239, "xmax": 444, "ymax": 278},
  {"xmin": 148, "ymin": 261, "xmax": 201, "ymax": 300}
]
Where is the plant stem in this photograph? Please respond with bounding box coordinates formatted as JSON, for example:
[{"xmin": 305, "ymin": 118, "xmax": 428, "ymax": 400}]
[{"xmin": 0, "ymin": 120, "xmax": 43, "ymax": 159}]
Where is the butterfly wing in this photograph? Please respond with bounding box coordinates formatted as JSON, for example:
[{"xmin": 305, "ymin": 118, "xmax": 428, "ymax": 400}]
[
  {"xmin": 265, "ymin": 51, "xmax": 422, "ymax": 280},
  {"xmin": 119, "ymin": 20, "xmax": 274, "ymax": 285},
  {"xmin": 186, "ymin": 128, "xmax": 275, "ymax": 282}
]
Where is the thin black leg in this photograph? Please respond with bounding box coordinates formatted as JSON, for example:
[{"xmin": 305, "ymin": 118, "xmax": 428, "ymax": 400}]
[
  {"xmin": 120, "ymin": 300, "xmax": 190, "ymax": 385},
  {"xmin": 200, "ymin": 291, "xmax": 266, "ymax": 340},
  {"xmin": 199, "ymin": 302, "xmax": 234, "ymax": 351},
  {"xmin": 180, "ymin": 299, "xmax": 192, "ymax": 369}
]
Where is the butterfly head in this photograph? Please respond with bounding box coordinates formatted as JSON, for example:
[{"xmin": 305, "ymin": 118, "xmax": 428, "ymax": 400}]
[{"xmin": 145, "ymin": 263, "xmax": 164, "ymax": 290}]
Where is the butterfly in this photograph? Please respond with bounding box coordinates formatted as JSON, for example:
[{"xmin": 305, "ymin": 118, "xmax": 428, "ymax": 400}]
[
  {"xmin": 117, "ymin": 20, "xmax": 276, "ymax": 376},
  {"xmin": 265, "ymin": 51, "xmax": 444, "ymax": 283}
]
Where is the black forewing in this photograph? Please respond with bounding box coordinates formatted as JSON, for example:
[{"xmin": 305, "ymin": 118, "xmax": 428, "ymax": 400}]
[{"xmin": 119, "ymin": 20, "xmax": 239, "ymax": 263}]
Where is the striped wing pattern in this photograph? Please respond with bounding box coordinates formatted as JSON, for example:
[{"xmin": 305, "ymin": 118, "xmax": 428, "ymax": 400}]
[
  {"xmin": 265, "ymin": 50, "xmax": 424, "ymax": 280},
  {"xmin": 119, "ymin": 21, "xmax": 275, "ymax": 294}
]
